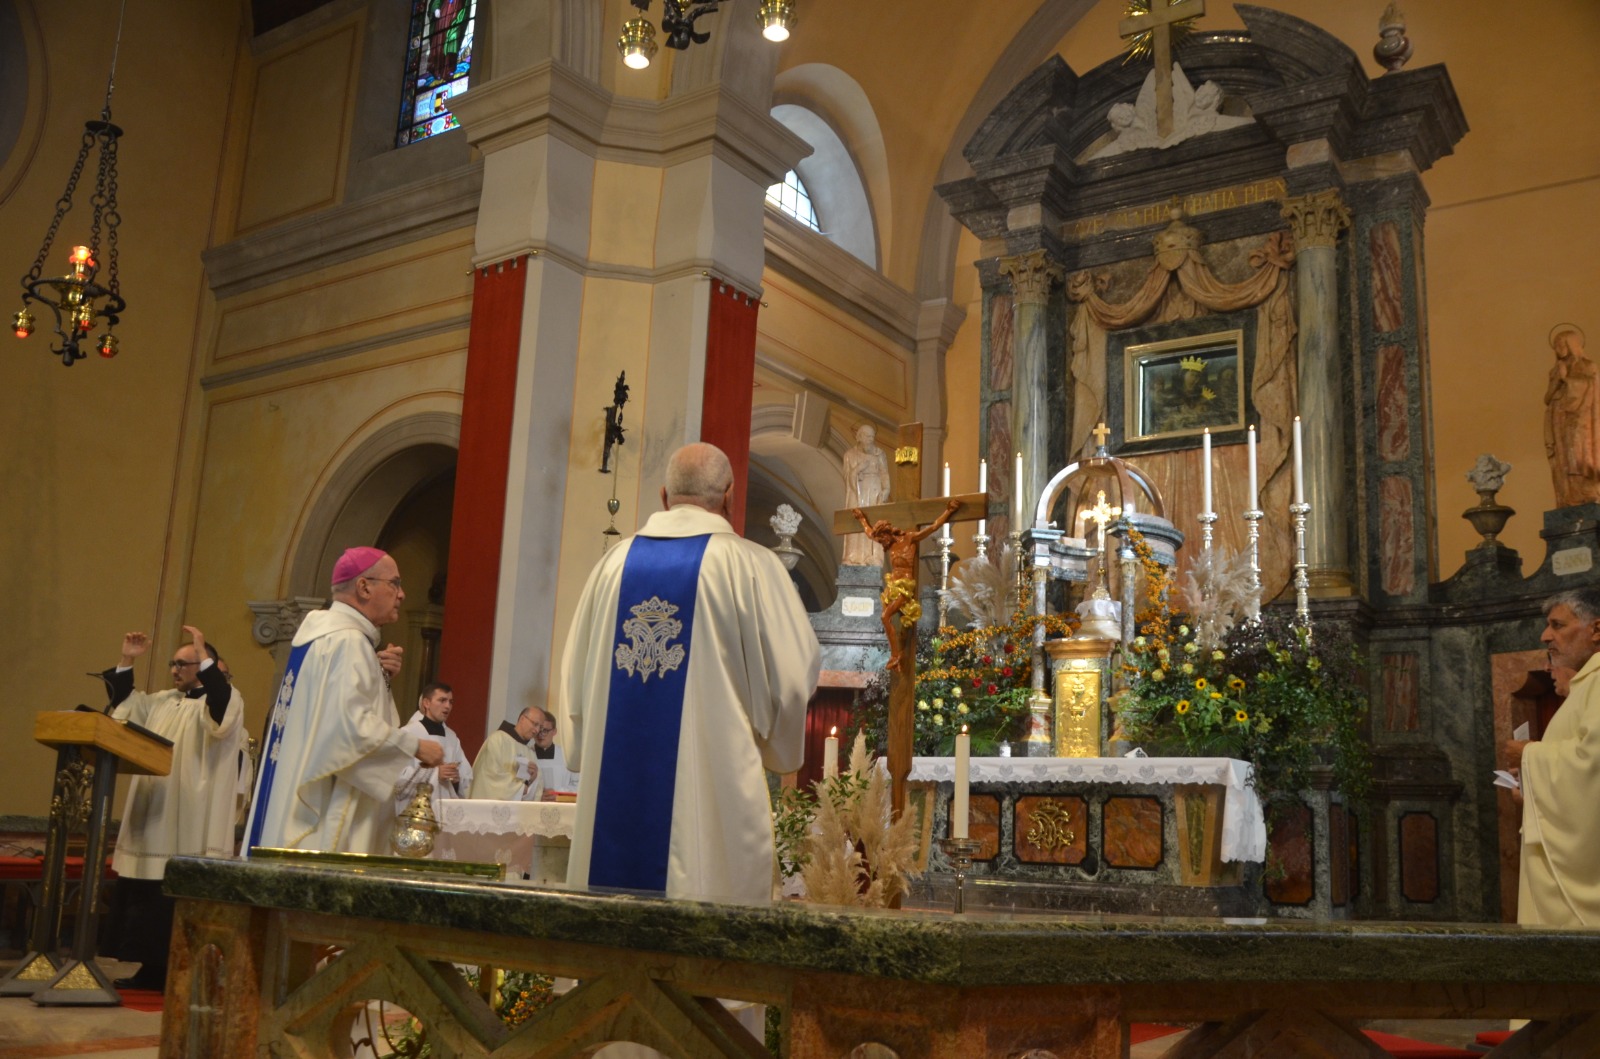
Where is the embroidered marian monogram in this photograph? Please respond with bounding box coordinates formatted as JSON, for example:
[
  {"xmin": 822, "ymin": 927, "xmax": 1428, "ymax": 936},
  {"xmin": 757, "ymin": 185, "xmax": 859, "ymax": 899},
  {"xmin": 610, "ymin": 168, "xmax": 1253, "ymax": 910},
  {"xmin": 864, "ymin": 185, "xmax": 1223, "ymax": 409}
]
[{"xmin": 614, "ymin": 595, "xmax": 686, "ymax": 682}]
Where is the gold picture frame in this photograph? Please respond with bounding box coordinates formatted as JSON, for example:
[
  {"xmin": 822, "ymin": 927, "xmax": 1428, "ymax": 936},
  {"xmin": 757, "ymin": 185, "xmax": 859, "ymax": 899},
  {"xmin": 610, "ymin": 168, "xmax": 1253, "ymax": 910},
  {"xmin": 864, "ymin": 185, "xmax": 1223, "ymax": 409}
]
[{"xmin": 1124, "ymin": 329, "xmax": 1246, "ymax": 443}]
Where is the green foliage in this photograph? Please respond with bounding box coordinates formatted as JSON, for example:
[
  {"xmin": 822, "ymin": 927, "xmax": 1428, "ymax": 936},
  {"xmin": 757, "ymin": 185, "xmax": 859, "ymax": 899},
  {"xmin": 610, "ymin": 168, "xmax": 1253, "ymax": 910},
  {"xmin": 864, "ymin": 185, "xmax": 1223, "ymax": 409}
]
[
  {"xmin": 384, "ymin": 967, "xmax": 555, "ymax": 1056},
  {"xmin": 770, "ymin": 766, "xmax": 868, "ymax": 878},
  {"xmin": 854, "ymin": 611, "xmax": 1076, "ymax": 756},
  {"xmin": 1118, "ymin": 606, "xmax": 1372, "ymax": 813}
]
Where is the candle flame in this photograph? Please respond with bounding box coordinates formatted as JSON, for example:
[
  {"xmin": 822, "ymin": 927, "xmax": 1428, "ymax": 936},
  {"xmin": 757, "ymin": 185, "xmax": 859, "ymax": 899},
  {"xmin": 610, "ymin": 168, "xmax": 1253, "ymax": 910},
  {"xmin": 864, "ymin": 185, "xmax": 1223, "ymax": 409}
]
[
  {"xmin": 829, "ymin": 726, "xmax": 837, "ymax": 736},
  {"xmin": 961, "ymin": 724, "xmax": 969, "ymax": 734}
]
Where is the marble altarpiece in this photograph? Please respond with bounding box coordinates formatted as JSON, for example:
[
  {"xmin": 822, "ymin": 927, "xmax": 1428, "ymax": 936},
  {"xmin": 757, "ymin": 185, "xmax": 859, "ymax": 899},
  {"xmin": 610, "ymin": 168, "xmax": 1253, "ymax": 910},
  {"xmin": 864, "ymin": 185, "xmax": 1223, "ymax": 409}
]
[{"xmin": 931, "ymin": 5, "xmax": 1510, "ymax": 921}]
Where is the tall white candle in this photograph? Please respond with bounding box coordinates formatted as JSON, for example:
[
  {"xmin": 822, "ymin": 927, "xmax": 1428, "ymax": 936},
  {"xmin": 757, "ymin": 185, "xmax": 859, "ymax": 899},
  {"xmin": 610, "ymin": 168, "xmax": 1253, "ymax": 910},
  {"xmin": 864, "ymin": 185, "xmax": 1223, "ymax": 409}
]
[
  {"xmin": 1293, "ymin": 416, "xmax": 1305, "ymax": 505},
  {"xmin": 1014, "ymin": 450, "xmax": 1024, "ymax": 523},
  {"xmin": 953, "ymin": 725, "xmax": 970, "ymax": 839},
  {"xmin": 1247, "ymin": 425, "xmax": 1259, "ymax": 511},
  {"xmin": 977, "ymin": 459, "xmax": 988, "ymax": 538},
  {"xmin": 1202, "ymin": 428, "xmax": 1213, "ymax": 515},
  {"xmin": 941, "ymin": 463, "xmax": 953, "ymax": 541},
  {"xmin": 823, "ymin": 726, "xmax": 839, "ymax": 781}
]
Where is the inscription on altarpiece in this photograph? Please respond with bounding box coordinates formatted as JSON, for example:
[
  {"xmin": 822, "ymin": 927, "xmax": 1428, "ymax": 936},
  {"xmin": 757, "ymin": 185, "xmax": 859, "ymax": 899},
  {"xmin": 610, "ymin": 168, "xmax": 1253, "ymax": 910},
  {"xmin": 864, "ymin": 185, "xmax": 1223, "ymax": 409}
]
[{"xmin": 1064, "ymin": 177, "xmax": 1288, "ymax": 241}]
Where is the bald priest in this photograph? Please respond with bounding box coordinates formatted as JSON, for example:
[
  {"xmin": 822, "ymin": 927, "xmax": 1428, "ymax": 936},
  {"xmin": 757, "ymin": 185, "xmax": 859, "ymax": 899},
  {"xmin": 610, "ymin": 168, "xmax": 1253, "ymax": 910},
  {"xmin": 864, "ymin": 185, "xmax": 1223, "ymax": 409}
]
[{"xmin": 244, "ymin": 547, "xmax": 444, "ymax": 855}]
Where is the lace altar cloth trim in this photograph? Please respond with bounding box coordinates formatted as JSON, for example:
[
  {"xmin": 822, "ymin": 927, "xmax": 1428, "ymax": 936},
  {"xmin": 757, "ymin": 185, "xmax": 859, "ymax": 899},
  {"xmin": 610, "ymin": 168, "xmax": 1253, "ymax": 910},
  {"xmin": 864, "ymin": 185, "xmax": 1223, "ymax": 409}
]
[
  {"xmin": 908, "ymin": 756, "xmax": 1266, "ymax": 864},
  {"xmin": 437, "ymin": 799, "xmax": 577, "ymax": 839}
]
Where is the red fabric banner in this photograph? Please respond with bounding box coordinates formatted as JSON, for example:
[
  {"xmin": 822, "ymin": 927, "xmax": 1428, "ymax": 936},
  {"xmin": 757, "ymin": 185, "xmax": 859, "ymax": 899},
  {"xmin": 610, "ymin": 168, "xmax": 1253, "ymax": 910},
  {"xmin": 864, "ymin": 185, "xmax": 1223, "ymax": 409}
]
[
  {"xmin": 436, "ymin": 256, "xmax": 527, "ymax": 757},
  {"xmin": 700, "ymin": 281, "xmax": 760, "ymax": 533}
]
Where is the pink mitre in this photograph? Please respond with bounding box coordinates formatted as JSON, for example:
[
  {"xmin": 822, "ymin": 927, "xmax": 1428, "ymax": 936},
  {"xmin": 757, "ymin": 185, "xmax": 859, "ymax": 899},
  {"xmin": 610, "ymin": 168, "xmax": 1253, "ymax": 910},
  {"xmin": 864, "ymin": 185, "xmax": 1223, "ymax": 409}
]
[{"xmin": 332, "ymin": 547, "xmax": 389, "ymax": 585}]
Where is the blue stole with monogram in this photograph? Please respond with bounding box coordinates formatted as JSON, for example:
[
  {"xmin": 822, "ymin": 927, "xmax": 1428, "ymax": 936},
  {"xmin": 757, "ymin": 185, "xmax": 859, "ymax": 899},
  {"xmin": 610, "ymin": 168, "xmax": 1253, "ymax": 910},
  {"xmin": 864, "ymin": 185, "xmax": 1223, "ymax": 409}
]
[
  {"xmin": 586, "ymin": 534, "xmax": 711, "ymax": 891},
  {"xmin": 244, "ymin": 640, "xmax": 312, "ymax": 852}
]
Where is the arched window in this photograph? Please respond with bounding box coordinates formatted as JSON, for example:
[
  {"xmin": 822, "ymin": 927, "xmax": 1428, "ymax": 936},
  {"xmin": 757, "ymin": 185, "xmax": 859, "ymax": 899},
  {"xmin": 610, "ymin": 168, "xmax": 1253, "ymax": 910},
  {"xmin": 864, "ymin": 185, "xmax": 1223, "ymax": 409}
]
[
  {"xmin": 397, "ymin": 0, "xmax": 478, "ymax": 147},
  {"xmin": 766, "ymin": 170, "xmax": 821, "ymax": 232}
]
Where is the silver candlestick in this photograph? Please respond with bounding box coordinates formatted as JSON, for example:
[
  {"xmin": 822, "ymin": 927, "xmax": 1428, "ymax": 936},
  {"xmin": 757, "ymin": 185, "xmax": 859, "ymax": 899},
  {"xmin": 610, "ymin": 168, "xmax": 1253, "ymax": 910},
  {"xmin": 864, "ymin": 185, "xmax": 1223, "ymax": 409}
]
[
  {"xmin": 937, "ymin": 530, "xmax": 953, "ymax": 629},
  {"xmin": 1243, "ymin": 508, "xmax": 1263, "ymax": 622},
  {"xmin": 1010, "ymin": 527, "xmax": 1026, "ymax": 613},
  {"xmin": 1290, "ymin": 500, "xmax": 1311, "ymax": 630},
  {"xmin": 939, "ymin": 836, "xmax": 983, "ymax": 914},
  {"xmin": 972, "ymin": 531, "xmax": 990, "ymax": 562},
  {"xmin": 1197, "ymin": 510, "xmax": 1218, "ymax": 553}
]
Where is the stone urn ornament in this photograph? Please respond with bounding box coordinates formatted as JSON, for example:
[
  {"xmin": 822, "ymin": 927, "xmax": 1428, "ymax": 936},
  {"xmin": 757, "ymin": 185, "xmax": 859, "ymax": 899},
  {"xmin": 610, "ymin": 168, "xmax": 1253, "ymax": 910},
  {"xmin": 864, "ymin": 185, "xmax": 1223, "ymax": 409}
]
[
  {"xmin": 1374, "ymin": 3, "xmax": 1414, "ymax": 73},
  {"xmin": 1463, "ymin": 454, "xmax": 1515, "ymax": 546},
  {"xmin": 392, "ymin": 782, "xmax": 440, "ymax": 858}
]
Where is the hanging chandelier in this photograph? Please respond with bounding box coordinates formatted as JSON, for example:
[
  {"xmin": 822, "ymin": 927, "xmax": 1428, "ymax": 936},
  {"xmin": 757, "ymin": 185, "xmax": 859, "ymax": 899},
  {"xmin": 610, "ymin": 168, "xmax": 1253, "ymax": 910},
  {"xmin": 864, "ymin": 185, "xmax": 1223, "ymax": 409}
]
[
  {"xmin": 13, "ymin": 4, "xmax": 129, "ymax": 366},
  {"xmin": 618, "ymin": 0, "xmax": 795, "ymax": 70}
]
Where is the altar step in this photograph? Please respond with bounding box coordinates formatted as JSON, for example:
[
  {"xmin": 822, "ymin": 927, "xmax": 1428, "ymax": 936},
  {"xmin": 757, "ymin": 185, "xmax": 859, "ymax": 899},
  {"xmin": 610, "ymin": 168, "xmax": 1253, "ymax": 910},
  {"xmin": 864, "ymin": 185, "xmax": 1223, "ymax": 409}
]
[{"xmin": 906, "ymin": 869, "xmax": 1266, "ymax": 918}]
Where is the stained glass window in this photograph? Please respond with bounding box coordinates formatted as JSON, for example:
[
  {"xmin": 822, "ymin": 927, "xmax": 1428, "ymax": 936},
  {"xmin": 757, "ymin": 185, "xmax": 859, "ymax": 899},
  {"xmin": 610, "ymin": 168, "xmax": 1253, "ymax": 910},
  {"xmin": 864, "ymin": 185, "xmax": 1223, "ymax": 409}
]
[
  {"xmin": 766, "ymin": 170, "xmax": 821, "ymax": 232},
  {"xmin": 397, "ymin": 0, "xmax": 477, "ymax": 147}
]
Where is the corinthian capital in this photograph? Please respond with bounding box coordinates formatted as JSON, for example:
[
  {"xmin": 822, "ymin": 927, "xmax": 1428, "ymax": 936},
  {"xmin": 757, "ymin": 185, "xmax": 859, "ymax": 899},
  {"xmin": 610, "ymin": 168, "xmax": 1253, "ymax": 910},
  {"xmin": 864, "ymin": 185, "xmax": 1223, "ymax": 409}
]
[
  {"xmin": 247, "ymin": 597, "xmax": 326, "ymax": 646},
  {"xmin": 1281, "ymin": 189, "xmax": 1351, "ymax": 250},
  {"xmin": 998, "ymin": 249, "xmax": 1066, "ymax": 306}
]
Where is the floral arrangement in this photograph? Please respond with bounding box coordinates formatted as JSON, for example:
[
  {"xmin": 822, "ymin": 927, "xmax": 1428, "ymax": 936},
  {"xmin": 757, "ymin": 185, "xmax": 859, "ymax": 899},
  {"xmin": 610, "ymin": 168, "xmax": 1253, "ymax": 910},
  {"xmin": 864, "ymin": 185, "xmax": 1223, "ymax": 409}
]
[
  {"xmin": 1115, "ymin": 529, "xmax": 1371, "ymax": 812},
  {"xmin": 770, "ymin": 731, "xmax": 920, "ymax": 908}
]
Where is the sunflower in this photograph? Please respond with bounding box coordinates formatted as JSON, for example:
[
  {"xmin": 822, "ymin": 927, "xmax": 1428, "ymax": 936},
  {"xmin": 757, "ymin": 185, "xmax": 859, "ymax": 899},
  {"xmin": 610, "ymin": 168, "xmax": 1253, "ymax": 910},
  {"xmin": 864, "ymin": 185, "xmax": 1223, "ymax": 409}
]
[
  {"xmin": 1175, "ymin": 699, "xmax": 1191, "ymax": 714},
  {"xmin": 1194, "ymin": 677, "xmax": 1208, "ymax": 690},
  {"xmin": 1227, "ymin": 676, "xmax": 1245, "ymax": 692},
  {"xmin": 1234, "ymin": 709, "xmax": 1250, "ymax": 724}
]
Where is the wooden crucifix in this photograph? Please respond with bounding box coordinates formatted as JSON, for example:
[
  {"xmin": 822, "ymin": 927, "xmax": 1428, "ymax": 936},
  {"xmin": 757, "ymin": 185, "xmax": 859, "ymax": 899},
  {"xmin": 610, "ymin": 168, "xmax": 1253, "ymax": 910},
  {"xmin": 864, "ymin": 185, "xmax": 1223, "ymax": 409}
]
[
  {"xmin": 831, "ymin": 423, "xmax": 988, "ymax": 822},
  {"xmin": 1119, "ymin": 0, "xmax": 1205, "ymax": 139}
]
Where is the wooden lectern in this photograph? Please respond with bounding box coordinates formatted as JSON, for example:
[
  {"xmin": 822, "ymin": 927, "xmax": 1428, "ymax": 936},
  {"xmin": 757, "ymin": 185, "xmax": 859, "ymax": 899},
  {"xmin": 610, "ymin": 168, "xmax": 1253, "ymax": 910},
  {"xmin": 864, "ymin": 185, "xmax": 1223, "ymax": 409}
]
[{"xmin": 0, "ymin": 711, "xmax": 171, "ymax": 1005}]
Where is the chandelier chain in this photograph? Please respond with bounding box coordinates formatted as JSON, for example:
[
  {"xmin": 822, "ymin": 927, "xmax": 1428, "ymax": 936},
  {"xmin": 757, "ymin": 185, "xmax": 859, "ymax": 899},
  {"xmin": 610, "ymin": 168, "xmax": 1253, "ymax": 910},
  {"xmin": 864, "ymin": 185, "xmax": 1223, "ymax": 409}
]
[
  {"xmin": 23, "ymin": 131, "xmax": 96, "ymax": 286},
  {"xmin": 102, "ymin": 0, "xmax": 130, "ymax": 120},
  {"xmin": 103, "ymin": 139, "xmax": 121, "ymax": 295}
]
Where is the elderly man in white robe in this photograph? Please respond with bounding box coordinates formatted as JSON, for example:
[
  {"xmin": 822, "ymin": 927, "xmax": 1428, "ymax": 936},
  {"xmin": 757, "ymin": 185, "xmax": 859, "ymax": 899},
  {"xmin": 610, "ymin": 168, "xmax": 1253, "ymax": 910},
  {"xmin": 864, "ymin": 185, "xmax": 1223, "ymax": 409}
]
[
  {"xmin": 1509, "ymin": 587, "xmax": 1600, "ymax": 926},
  {"xmin": 559, "ymin": 442, "xmax": 820, "ymax": 901},
  {"xmin": 469, "ymin": 706, "xmax": 543, "ymax": 801},
  {"xmin": 103, "ymin": 624, "xmax": 244, "ymax": 990},
  {"xmin": 394, "ymin": 682, "xmax": 473, "ymax": 819},
  {"xmin": 245, "ymin": 547, "xmax": 444, "ymax": 855}
]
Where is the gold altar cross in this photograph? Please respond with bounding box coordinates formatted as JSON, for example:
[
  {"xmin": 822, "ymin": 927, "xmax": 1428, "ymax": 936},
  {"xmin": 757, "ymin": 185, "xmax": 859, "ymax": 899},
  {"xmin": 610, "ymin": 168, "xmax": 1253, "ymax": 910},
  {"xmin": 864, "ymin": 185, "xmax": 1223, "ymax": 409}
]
[
  {"xmin": 1119, "ymin": 0, "xmax": 1205, "ymax": 139},
  {"xmin": 1079, "ymin": 489, "xmax": 1123, "ymax": 597},
  {"xmin": 831, "ymin": 423, "xmax": 988, "ymax": 824},
  {"xmin": 1091, "ymin": 421, "xmax": 1112, "ymax": 450}
]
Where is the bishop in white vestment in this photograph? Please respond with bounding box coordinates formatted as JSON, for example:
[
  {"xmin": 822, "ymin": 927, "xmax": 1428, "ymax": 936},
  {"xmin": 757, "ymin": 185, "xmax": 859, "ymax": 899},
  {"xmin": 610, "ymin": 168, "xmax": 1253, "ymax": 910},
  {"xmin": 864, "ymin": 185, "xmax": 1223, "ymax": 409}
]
[
  {"xmin": 245, "ymin": 549, "xmax": 444, "ymax": 855},
  {"xmin": 559, "ymin": 444, "xmax": 820, "ymax": 904}
]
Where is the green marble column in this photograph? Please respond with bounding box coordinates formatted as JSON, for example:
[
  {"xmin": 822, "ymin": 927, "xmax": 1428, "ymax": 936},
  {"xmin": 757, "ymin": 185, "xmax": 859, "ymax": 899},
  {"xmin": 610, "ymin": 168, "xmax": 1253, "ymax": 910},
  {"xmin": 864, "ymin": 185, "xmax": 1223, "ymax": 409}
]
[{"xmin": 999, "ymin": 249, "xmax": 1065, "ymax": 529}]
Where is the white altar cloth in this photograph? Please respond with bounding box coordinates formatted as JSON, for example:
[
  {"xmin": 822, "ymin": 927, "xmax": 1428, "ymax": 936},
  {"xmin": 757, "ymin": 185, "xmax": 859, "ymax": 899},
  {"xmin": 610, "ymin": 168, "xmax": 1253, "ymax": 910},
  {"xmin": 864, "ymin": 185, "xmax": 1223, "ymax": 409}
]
[
  {"xmin": 909, "ymin": 756, "xmax": 1267, "ymax": 864},
  {"xmin": 433, "ymin": 800, "xmax": 576, "ymax": 882}
]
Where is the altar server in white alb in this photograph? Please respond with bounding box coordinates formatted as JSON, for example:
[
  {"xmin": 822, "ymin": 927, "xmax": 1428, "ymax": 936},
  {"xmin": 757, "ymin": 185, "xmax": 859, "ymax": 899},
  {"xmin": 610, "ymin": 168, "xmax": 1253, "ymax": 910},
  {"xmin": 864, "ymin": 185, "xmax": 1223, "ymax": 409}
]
[
  {"xmin": 559, "ymin": 442, "xmax": 820, "ymax": 903},
  {"xmin": 393, "ymin": 682, "xmax": 473, "ymax": 818},
  {"xmin": 244, "ymin": 548, "xmax": 444, "ymax": 855},
  {"xmin": 103, "ymin": 624, "xmax": 244, "ymax": 990}
]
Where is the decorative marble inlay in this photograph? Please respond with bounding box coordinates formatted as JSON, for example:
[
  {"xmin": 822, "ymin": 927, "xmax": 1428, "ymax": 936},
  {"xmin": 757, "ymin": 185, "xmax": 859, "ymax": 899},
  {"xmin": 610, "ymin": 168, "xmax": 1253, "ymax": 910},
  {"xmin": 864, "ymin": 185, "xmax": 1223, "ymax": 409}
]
[
  {"xmin": 1330, "ymin": 808, "xmax": 1349, "ymax": 907},
  {"xmin": 1370, "ymin": 221, "xmax": 1405, "ymax": 333},
  {"xmin": 1379, "ymin": 476, "xmax": 1417, "ymax": 597},
  {"xmin": 988, "ymin": 292, "xmax": 1014, "ymax": 392},
  {"xmin": 969, "ymin": 794, "xmax": 1001, "ymax": 861},
  {"xmin": 1400, "ymin": 812, "xmax": 1440, "ymax": 904},
  {"xmin": 998, "ymin": 249, "xmax": 1065, "ymax": 306},
  {"xmin": 1015, "ymin": 796, "xmax": 1087, "ymax": 865},
  {"xmin": 1103, "ymin": 796, "xmax": 1162, "ymax": 869},
  {"xmin": 1265, "ymin": 803, "xmax": 1314, "ymax": 906},
  {"xmin": 1281, "ymin": 189, "xmax": 1351, "ymax": 250},
  {"xmin": 1381, "ymin": 652, "xmax": 1421, "ymax": 732},
  {"xmin": 1375, "ymin": 343, "xmax": 1410, "ymax": 461}
]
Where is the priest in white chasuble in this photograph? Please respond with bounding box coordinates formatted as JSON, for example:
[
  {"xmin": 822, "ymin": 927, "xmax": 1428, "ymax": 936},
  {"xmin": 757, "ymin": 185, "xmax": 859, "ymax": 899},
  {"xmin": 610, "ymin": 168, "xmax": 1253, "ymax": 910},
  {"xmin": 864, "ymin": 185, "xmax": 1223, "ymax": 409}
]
[
  {"xmin": 1517, "ymin": 588, "xmax": 1600, "ymax": 926},
  {"xmin": 244, "ymin": 548, "xmax": 444, "ymax": 856},
  {"xmin": 559, "ymin": 443, "xmax": 821, "ymax": 904},
  {"xmin": 103, "ymin": 624, "xmax": 243, "ymax": 990}
]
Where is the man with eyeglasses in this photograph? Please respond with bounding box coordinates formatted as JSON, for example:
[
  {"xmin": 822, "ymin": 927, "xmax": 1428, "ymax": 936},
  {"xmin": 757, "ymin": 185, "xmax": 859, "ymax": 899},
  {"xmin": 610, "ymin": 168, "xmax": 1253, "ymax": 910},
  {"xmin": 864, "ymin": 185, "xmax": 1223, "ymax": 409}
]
[
  {"xmin": 244, "ymin": 547, "xmax": 445, "ymax": 855},
  {"xmin": 101, "ymin": 623, "xmax": 244, "ymax": 991},
  {"xmin": 527, "ymin": 707, "xmax": 578, "ymax": 795},
  {"xmin": 469, "ymin": 706, "xmax": 544, "ymax": 801}
]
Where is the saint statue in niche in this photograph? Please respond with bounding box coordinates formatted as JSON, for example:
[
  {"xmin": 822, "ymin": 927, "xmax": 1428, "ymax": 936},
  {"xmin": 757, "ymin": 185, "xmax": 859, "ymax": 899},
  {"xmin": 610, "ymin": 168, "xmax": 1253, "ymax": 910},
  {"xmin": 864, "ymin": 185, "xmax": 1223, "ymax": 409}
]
[
  {"xmin": 1544, "ymin": 324, "xmax": 1600, "ymax": 507},
  {"xmin": 840, "ymin": 424, "xmax": 891, "ymax": 566}
]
